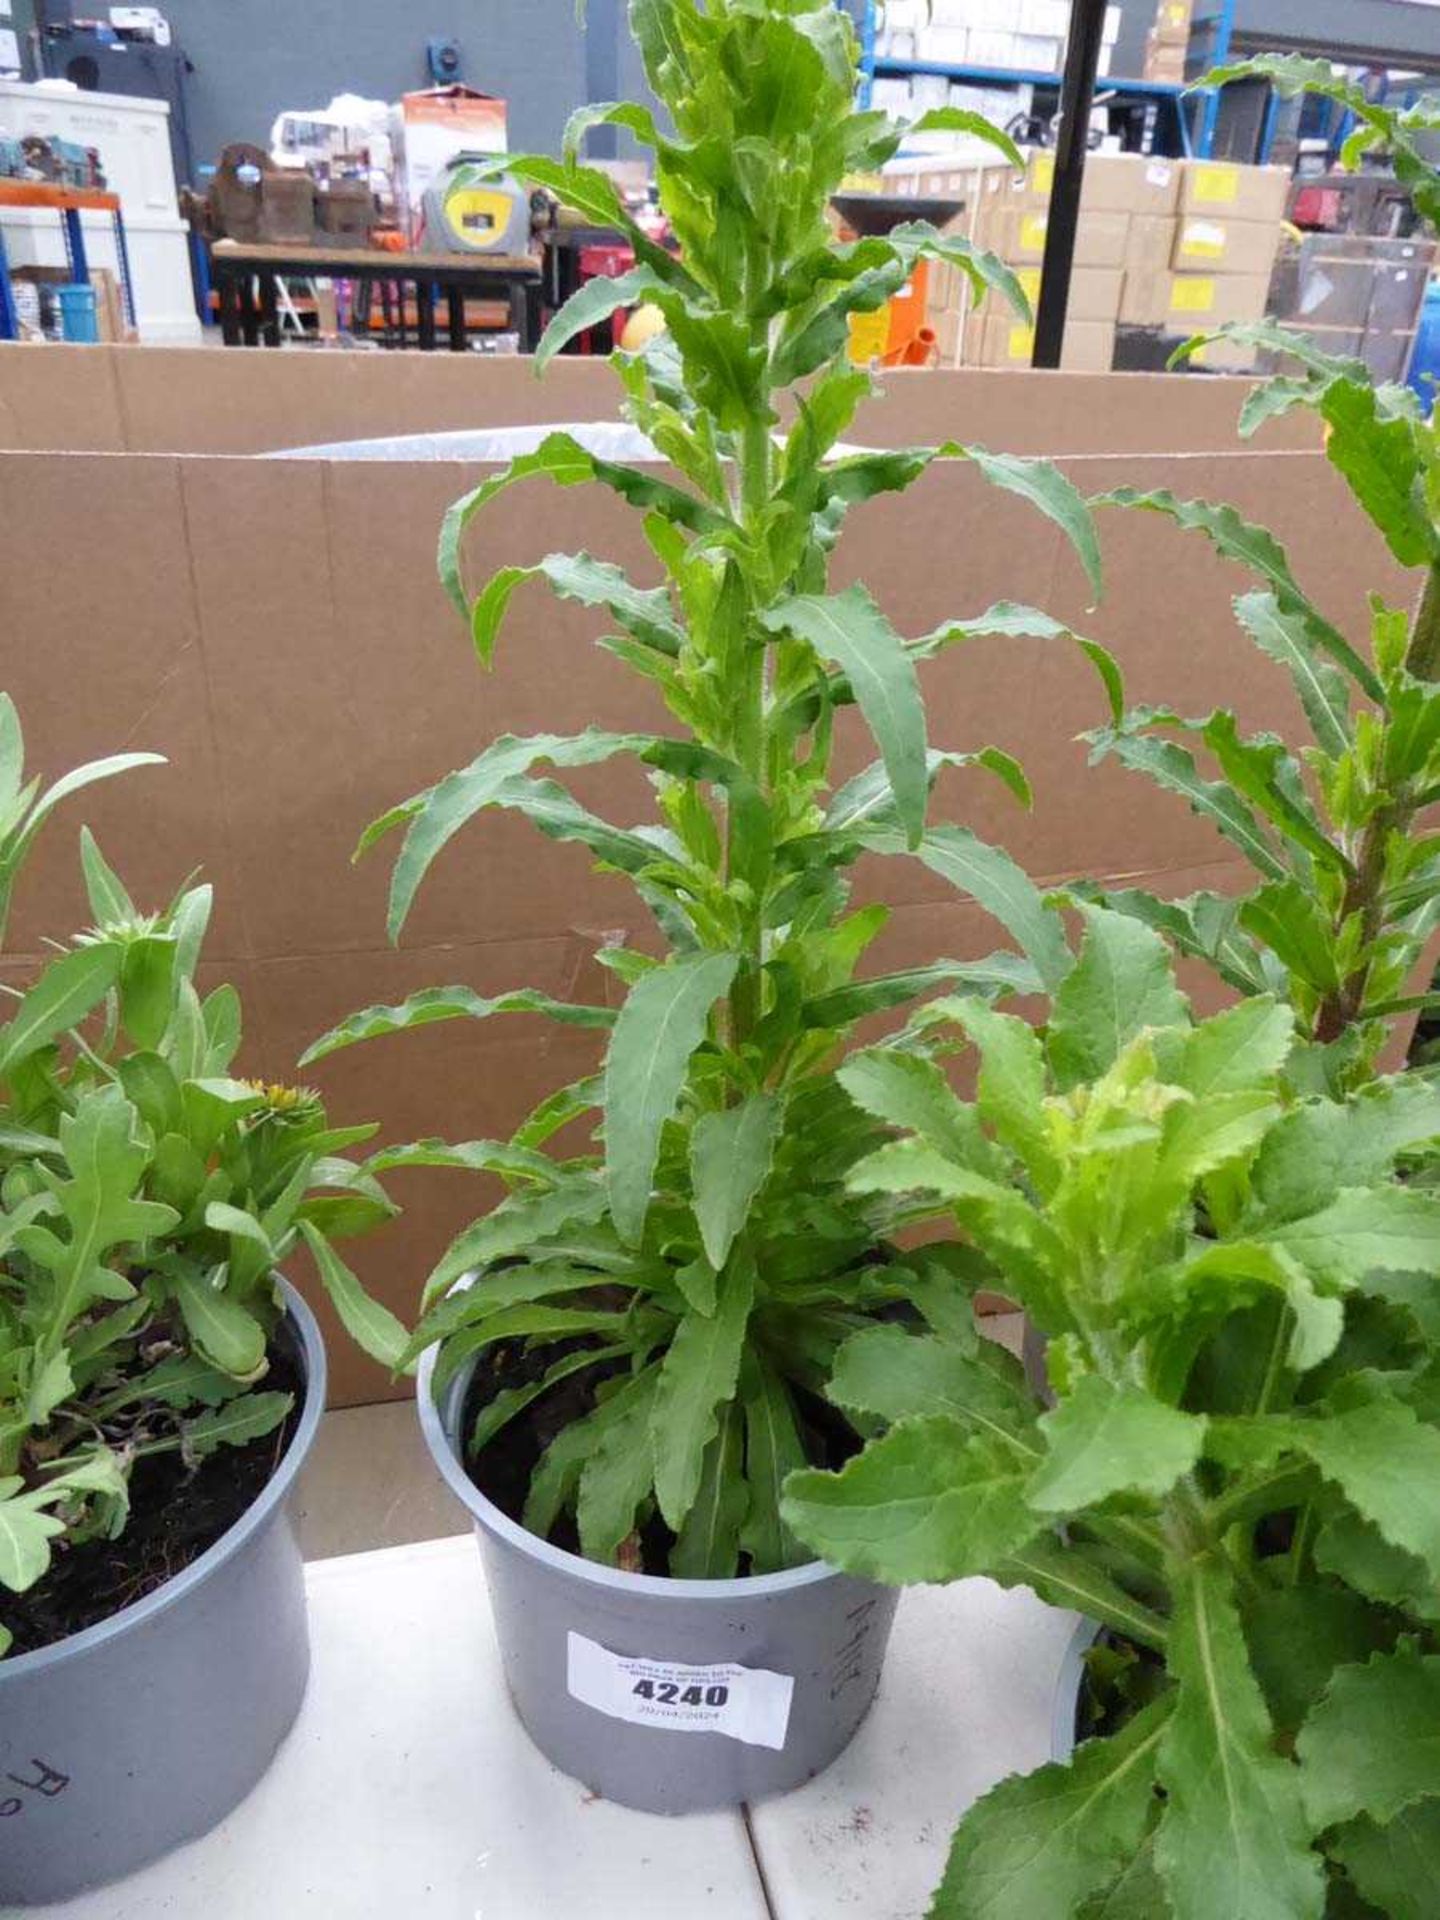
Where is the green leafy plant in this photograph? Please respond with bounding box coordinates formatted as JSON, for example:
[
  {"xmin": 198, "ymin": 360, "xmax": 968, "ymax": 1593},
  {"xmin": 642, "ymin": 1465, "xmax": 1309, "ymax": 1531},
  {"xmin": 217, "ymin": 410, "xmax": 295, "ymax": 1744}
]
[
  {"xmin": 0, "ymin": 702, "xmax": 403, "ymax": 1656},
  {"xmin": 783, "ymin": 908, "xmax": 1440, "ymax": 1919},
  {"xmin": 305, "ymin": 0, "xmax": 1116, "ymax": 1577},
  {"xmin": 1079, "ymin": 69, "xmax": 1440, "ymax": 1092}
]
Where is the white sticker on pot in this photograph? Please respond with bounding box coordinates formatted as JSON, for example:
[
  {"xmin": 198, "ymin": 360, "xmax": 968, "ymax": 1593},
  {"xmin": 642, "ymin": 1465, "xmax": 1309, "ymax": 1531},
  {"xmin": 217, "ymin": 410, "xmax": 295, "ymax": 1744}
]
[{"xmin": 566, "ymin": 1631, "xmax": 794, "ymax": 1751}]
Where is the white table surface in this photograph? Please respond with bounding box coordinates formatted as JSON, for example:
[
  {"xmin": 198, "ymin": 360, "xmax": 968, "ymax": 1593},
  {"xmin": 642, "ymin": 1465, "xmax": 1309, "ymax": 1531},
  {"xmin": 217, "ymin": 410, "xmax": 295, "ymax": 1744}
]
[{"xmin": 33, "ymin": 1536, "xmax": 1077, "ymax": 1920}]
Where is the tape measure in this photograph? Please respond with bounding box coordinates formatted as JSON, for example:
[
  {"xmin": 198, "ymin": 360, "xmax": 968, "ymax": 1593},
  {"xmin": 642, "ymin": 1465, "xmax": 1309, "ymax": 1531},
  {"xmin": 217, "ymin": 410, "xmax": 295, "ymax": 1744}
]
[{"xmin": 421, "ymin": 158, "xmax": 530, "ymax": 255}]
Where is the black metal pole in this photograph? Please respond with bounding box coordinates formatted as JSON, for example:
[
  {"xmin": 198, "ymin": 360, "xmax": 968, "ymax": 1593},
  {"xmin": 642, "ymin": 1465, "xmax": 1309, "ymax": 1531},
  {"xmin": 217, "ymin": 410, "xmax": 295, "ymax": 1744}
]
[{"xmin": 1032, "ymin": 0, "xmax": 1109, "ymax": 369}]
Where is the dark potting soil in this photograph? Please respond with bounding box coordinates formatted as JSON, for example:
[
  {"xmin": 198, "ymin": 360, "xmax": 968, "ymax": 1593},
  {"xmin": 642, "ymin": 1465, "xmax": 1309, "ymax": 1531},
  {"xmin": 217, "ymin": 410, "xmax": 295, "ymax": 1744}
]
[
  {"xmin": 461, "ymin": 1336, "xmax": 860, "ymax": 1575},
  {"xmin": 0, "ymin": 1346, "xmax": 302, "ymax": 1659}
]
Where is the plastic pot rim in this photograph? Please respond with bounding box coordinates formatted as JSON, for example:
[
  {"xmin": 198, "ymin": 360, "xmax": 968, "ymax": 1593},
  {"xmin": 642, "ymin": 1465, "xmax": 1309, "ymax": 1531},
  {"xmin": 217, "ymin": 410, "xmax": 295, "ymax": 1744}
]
[
  {"xmin": 0, "ymin": 1277, "xmax": 325, "ymax": 1682},
  {"xmin": 415, "ymin": 1341, "xmax": 843, "ymax": 1603}
]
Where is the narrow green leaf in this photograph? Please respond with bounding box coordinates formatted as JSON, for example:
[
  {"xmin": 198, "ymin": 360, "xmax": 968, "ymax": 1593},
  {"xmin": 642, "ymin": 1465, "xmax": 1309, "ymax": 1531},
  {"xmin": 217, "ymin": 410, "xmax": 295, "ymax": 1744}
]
[
  {"xmin": 689, "ymin": 1093, "xmax": 780, "ymax": 1272},
  {"xmin": 183, "ymin": 1390, "xmax": 293, "ymax": 1459},
  {"xmin": 1155, "ymin": 1558, "xmax": 1324, "ymax": 1920},
  {"xmin": 671, "ymin": 1400, "xmax": 748, "ymax": 1578},
  {"xmin": 301, "ymin": 984, "xmax": 615, "ymax": 1066},
  {"xmin": 576, "ymin": 1364, "xmax": 663, "ymax": 1564},
  {"xmin": 740, "ymin": 1356, "xmax": 809, "ymax": 1575},
  {"xmin": 1234, "ymin": 592, "xmax": 1351, "ymax": 761},
  {"xmin": 172, "ymin": 1267, "xmax": 268, "ymax": 1381},
  {"xmin": 961, "ymin": 447, "xmax": 1103, "ymax": 601},
  {"xmin": 0, "ymin": 943, "xmax": 121, "ymax": 1074},
  {"xmin": 78, "ymin": 826, "xmax": 136, "ymax": 925},
  {"xmin": 650, "ymin": 1256, "xmax": 754, "ymax": 1531},
  {"xmin": 862, "ymin": 824, "xmax": 1072, "ymax": 993},
  {"xmin": 764, "ymin": 585, "xmax": 929, "ymax": 846},
  {"xmin": 604, "ymin": 951, "xmax": 738, "ymax": 1246},
  {"xmin": 298, "ymin": 1219, "xmax": 411, "ymax": 1372}
]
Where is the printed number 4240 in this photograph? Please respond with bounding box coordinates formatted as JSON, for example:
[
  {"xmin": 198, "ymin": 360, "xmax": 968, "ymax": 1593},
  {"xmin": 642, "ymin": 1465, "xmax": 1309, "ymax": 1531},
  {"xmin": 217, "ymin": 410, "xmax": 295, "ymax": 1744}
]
[{"xmin": 632, "ymin": 1680, "xmax": 729, "ymax": 1707}]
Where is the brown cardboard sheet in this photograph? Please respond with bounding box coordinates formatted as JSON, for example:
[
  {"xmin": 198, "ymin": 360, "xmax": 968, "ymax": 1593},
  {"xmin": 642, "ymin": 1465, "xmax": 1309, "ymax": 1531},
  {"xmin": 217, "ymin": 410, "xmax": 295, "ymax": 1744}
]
[{"xmin": 0, "ymin": 370, "xmax": 1385, "ymax": 1400}]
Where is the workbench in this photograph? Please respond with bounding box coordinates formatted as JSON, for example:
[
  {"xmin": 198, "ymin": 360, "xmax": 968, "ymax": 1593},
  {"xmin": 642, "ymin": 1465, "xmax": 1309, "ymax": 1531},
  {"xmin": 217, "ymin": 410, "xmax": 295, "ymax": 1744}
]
[
  {"xmin": 31, "ymin": 1534, "xmax": 1077, "ymax": 1919},
  {"xmin": 0, "ymin": 181, "xmax": 137, "ymax": 341},
  {"xmin": 209, "ymin": 241, "xmax": 543, "ymax": 351}
]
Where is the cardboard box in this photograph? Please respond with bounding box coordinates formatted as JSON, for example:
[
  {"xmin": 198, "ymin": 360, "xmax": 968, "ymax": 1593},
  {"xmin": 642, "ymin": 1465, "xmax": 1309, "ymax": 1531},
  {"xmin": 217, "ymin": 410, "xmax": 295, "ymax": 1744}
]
[
  {"xmin": 964, "ymin": 312, "xmax": 1116, "ymax": 370},
  {"xmin": 984, "ymin": 206, "xmax": 1129, "ymax": 268},
  {"xmin": 1144, "ymin": 39, "xmax": 1188, "ymax": 83},
  {"xmin": 390, "ymin": 86, "xmax": 508, "ymax": 236},
  {"xmin": 2, "ymin": 349, "xmax": 1371, "ymax": 1409},
  {"xmin": 1172, "ymin": 216, "xmax": 1281, "ymax": 278},
  {"xmin": 1179, "ymin": 159, "xmax": 1290, "ymax": 225},
  {"xmin": 1082, "ymin": 152, "xmax": 1181, "ymax": 217},
  {"xmin": 1121, "ymin": 267, "xmax": 1271, "ymax": 329},
  {"xmin": 1126, "ymin": 213, "xmax": 1179, "ymax": 277},
  {"xmin": 1153, "ymin": 0, "xmax": 1193, "ymax": 43},
  {"xmin": 979, "ymin": 264, "xmax": 1124, "ymax": 323}
]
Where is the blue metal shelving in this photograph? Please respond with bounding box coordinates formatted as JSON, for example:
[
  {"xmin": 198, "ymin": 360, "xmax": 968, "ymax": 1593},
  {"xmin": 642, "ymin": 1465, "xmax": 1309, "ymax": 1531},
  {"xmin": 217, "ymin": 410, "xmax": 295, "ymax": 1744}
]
[{"xmin": 856, "ymin": 0, "xmax": 1227, "ymax": 158}]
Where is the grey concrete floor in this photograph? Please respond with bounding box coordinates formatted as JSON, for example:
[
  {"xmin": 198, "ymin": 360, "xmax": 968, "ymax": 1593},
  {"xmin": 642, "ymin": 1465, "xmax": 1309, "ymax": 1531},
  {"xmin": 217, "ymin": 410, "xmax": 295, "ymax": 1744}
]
[{"xmin": 292, "ymin": 1313, "xmax": 1029, "ymax": 1561}]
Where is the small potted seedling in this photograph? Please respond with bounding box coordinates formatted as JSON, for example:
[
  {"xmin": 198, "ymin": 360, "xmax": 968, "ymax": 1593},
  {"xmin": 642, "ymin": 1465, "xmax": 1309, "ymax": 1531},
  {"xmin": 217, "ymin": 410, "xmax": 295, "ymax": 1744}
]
[
  {"xmin": 306, "ymin": 0, "xmax": 1114, "ymax": 1815},
  {"xmin": 0, "ymin": 696, "xmax": 402, "ymax": 1904},
  {"xmin": 785, "ymin": 906, "xmax": 1440, "ymax": 1918}
]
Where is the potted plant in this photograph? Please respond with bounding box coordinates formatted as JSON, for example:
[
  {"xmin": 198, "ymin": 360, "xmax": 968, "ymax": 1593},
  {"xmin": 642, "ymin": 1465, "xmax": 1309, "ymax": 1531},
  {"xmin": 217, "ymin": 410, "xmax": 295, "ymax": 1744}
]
[
  {"xmin": 783, "ymin": 906, "xmax": 1440, "ymax": 1918},
  {"xmin": 303, "ymin": 0, "xmax": 1114, "ymax": 1815},
  {"xmin": 0, "ymin": 697, "xmax": 403, "ymax": 1904},
  {"xmin": 1080, "ymin": 76, "xmax": 1440, "ymax": 1093}
]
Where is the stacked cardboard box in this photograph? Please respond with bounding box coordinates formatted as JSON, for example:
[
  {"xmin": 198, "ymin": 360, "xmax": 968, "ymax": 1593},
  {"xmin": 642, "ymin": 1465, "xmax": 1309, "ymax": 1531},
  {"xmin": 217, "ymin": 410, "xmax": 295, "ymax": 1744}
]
[
  {"xmin": 1266, "ymin": 233, "xmax": 1438, "ymax": 385},
  {"xmin": 1144, "ymin": 0, "xmax": 1191, "ymax": 84},
  {"xmin": 960, "ymin": 152, "xmax": 1185, "ymax": 370},
  {"xmin": 1118, "ymin": 159, "xmax": 1288, "ymax": 353}
]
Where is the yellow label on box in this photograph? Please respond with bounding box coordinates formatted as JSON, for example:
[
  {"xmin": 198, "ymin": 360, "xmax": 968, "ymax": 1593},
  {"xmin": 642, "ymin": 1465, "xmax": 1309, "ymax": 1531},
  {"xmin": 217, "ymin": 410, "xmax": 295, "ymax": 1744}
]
[
  {"xmin": 1016, "ymin": 268, "xmax": 1042, "ymax": 304},
  {"xmin": 1031, "ymin": 153, "xmax": 1055, "ymax": 195},
  {"xmin": 1008, "ymin": 323, "xmax": 1036, "ymax": 361},
  {"xmin": 1179, "ymin": 220, "xmax": 1226, "ymax": 260},
  {"xmin": 1170, "ymin": 276, "xmax": 1216, "ymax": 314},
  {"xmin": 1192, "ymin": 164, "xmax": 1239, "ymax": 204},
  {"xmin": 1020, "ymin": 212, "xmax": 1049, "ymax": 252},
  {"xmin": 1160, "ymin": 2, "xmax": 1188, "ymax": 25}
]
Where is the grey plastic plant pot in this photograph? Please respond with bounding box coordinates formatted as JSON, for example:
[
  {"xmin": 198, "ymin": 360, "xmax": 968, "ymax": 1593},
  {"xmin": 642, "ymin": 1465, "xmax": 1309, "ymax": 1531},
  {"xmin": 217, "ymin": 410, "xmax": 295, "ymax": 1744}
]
[
  {"xmin": 1051, "ymin": 1615, "xmax": 1103, "ymax": 1762},
  {"xmin": 0, "ymin": 1281, "xmax": 325, "ymax": 1906},
  {"xmin": 417, "ymin": 1346, "xmax": 901, "ymax": 1815}
]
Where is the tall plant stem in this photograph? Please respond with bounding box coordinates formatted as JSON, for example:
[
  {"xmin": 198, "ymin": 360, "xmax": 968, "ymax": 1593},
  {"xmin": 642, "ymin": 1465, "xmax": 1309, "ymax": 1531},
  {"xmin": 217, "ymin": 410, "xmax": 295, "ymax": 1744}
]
[
  {"xmin": 726, "ymin": 353, "xmax": 775, "ymax": 1054},
  {"xmin": 1315, "ymin": 559, "xmax": 1440, "ymax": 1043}
]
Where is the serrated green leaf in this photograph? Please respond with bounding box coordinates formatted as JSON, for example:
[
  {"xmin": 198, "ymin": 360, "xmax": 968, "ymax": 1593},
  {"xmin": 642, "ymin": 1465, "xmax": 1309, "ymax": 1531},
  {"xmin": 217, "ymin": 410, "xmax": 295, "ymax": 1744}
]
[
  {"xmin": 1296, "ymin": 1646, "xmax": 1440, "ymax": 1830},
  {"xmin": 689, "ymin": 1093, "xmax": 780, "ymax": 1272},
  {"xmin": 183, "ymin": 1390, "xmax": 293, "ymax": 1459},
  {"xmin": 1028, "ymin": 1375, "xmax": 1205, "ymax": 1513},
  {"xmin": 1172, "ymin": 995, "xmax": 1294, "ymax": 1099},
  {"xmin": 1253, "ymin": 1081, "xmax": 1440, "ymax": 1223},
  {"xmin": 1234, "ymin": 592, "xmax": 1351, "ymax": 761},
  {"xmin": 1097, "ymin": 489, "xmax": 1380, "ymax": 699},
  {"xmin": 1319, "ymin": 376, "xmax": 1435, "ymax": 568},
  {"xmin": 604, "ymin": 951, "xmax": 737, "ymax": 1246},
  {"xmin": 827, "ymin": 1324, "xmax": 1036, "ymax": 1450},
  {"xmin": 1155, "ymin": 1558, "xmax": 1324, "ymax": 1920},
  {"xmin": 301, "ymin": 983, "xmax": 614, "ymax": 1066},
  {"xmin": 931, "ymin": 1696, "xmax": 1171, "ymax": 1920},
  {"xmin": 1281, "ymin": 1401, "xmax": 1440, "ymax": 1585},
  {"xmin": 1086, "ymin": 729, "xmax": 1289, "ymax": 882},
  {"xmin": 1330, "ymin": 1800, "xmax": 1440, "ymax": 1920},
  {"xmin": 1047, "ymin": 907, "xmax": 1188, "ymax": 1090},
  {"xmin": 782, "ymin": 1417, "xmax": 1038, "ymax": 1585},
  {"xmin": 422, "ymin": 1180, "xmax": 610, "ymax": 1306},
  {"xmin": 943, "ymin": 996, "xmax": 1060, "ymax": 1193},
  {"xmin": 1259, "ymin": 1187, "xmax": 1440, "ymax": 1288},
  {"xmin": 838, "ymin": 1048, "xmax": 995, "ymax": 1172}
]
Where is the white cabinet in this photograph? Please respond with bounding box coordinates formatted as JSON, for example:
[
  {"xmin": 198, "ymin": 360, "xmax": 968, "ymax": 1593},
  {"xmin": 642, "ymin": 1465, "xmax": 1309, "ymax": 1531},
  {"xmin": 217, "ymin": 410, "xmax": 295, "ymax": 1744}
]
[{"xmin": 0, "ymin": 80, "xmax": 200, "ymax": 342}]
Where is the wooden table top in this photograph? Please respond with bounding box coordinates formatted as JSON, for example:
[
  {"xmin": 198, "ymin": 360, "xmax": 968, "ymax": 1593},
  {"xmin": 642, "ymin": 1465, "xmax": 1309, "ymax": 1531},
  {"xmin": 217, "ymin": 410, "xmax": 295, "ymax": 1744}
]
[{"xmin": 211, "ymin": 240, "xmax": 540, "ymax": 276}]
